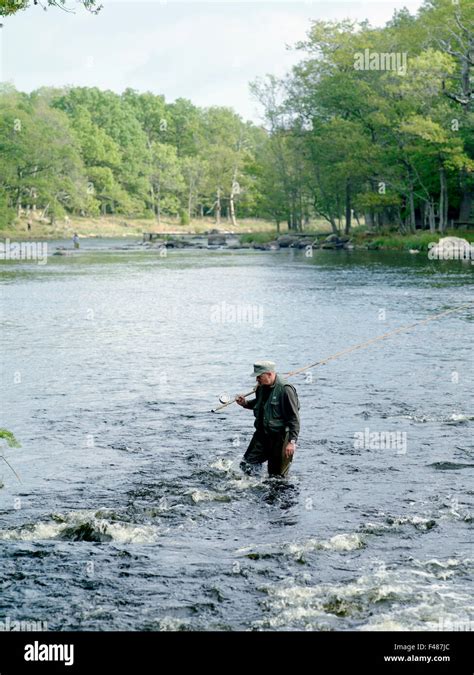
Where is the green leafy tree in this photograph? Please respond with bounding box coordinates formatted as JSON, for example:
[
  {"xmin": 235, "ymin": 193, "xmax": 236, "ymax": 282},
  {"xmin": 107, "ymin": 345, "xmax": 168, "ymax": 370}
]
[
  {"xmin": 0, "ymin": 87, "xmax": 86, "ymax": 225},
  {"xmin": 0, "ymin": 429, "xmax": 21, "ymax": 486},
  {"xmin": 0, "ymin": 1, "xmax": 102, "ymax": 17},
  {"xmin": 150, "ymin": 142, "xmax": 185, "ymax": 223},
  {"xmin": 53, "ymin": 88, "xmax": 151, "ymax": 215}
]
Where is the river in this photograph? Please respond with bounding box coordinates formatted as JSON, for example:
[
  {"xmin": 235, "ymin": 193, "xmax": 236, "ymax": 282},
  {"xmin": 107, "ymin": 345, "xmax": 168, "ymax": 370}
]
[{"xmin": 0, "ymin": 240, "xmax": 472, "ymax": 631}]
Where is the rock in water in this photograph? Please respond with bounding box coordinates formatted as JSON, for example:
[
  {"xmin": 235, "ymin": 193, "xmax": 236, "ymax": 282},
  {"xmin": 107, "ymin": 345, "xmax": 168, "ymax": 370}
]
[
  {"xmin": 429, "ymin": 237, "xmax": 473, "ymax": 261},
  {"xmin": 208, "ymin": 234, "xmax": 227, "ymax": 246}
]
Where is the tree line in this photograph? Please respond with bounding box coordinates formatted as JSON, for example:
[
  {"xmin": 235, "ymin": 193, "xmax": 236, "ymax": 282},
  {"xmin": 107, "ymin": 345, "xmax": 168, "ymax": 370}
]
[
  {"xmin": 252, "ymin": 0, "xmax": 473, "ymax": 234},
  {"xmin": 0, "ymin": 0, "xmax": 472, "ymax": 234},
  {"xmin": 0, "ymin": 85, "xmax": 267, "ymax": 228}
]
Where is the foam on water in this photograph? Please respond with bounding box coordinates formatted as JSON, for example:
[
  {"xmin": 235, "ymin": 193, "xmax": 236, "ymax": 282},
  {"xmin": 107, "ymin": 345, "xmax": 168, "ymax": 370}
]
[
  {"xmin": 360, "ymin": 618, "xmax": 406, "ymax": 631},
  {"xmin": 228, "ymin": 475, "xmax": 263, "ymax": 491},
  {"xmin": 254, "ymin": 560, "xmax": 473, "ymax": 630},
  {"xmin": 209, "ymin": 458, "xmax": 235, "ymax": 472},
  {"xmin": 449, "ymin": 413, "xmax": 474, "ymax": 422},
  {"xmin": 286, "ymin": 533, "xmax": 366, "ymax": 556},
  {"xmin": 156, "ymin": 617, "xmax": 194, "ymax": 631},
  {"xmin": 400, "ymin": 412, "xmax": 473, "ymax": 423},
  {"xmin": 187, "ymin": 489, "xmax": 231, "ymax": 503},
  {"xmin": 0, "ymin": 509, "xmax": 159, "ymax": 544},
  {"xmin": 361, "ymin": 514, "xmax": 437, "ymax": 534},
  {"xmin": 238, "ymin": 532, "xmax": 365, "ymax": 561}
]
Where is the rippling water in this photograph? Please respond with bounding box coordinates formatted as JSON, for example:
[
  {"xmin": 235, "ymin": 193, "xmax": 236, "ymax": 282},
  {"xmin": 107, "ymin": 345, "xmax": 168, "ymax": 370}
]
[{"xmin": 0, "ymin": 241, "xmax": 472, "ymax": 631}]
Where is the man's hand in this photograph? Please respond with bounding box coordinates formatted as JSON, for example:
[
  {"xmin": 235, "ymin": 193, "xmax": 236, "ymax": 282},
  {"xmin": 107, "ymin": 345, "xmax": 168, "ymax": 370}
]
[
  {"xmin": 235, "ymin": 395, "xmax": 247, "ymax": 407},
  {"xmin": 284, "ymin": 442, "xmax": 295, "ymax": 459}
]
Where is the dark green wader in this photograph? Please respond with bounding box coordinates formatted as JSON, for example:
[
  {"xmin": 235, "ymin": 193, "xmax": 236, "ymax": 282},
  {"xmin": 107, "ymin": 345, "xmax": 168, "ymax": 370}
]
[{"xmin": 240, "ymin": 427, "xmax": 292, "ymax": 478}]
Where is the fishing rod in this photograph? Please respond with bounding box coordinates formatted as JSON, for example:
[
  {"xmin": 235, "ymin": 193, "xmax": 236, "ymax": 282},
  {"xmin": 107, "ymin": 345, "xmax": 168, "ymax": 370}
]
[
  {"xmin": 211, "ymin": 301, "xmax": 474, "ymax": 413},
  {"xmin": 0, "ymin": 455, "xmax": 22, "ymax": 484}
]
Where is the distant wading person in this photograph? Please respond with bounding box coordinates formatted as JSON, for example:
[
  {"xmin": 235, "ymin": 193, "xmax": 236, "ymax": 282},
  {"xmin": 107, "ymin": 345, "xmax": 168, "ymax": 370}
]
[{"xmin": 236, "ymin": 361, "xmax": 300, "ymax": 478}]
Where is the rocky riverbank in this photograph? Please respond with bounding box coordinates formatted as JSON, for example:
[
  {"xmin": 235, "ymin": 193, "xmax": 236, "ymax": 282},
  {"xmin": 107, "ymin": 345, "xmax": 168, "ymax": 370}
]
[
  {"xmin": 41, "ymin": 229, "xmax": 474, "ymax": 257},
  {"xmin": 140, "ymin": 230, "xmax": 472, "ymax": 253},
  {"xmin": 141, "ymin": 232, "xmax": 353, "ymax": 251}
]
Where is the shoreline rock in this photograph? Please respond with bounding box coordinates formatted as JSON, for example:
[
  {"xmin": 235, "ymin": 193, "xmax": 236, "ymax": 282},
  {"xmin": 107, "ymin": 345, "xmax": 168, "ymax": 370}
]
[{"xmin": 428, "ymin": 236, "xmax": 472, "ymax": 261}]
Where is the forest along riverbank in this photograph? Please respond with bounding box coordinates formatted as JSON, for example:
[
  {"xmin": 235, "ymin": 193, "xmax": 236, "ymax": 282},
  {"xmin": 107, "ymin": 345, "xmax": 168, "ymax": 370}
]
[{"xmin": 0, "ymin": 248, "xmax": 472, "ymax": 630}]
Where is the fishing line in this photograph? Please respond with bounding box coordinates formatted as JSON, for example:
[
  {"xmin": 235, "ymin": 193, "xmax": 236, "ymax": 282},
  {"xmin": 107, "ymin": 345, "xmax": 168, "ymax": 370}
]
[{"xmin": 211, "ymin": 301, "xmax": 474, "ymax": 413}]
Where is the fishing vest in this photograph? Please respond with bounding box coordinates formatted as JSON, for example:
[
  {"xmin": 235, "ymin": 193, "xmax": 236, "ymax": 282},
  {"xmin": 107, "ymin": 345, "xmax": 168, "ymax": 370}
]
[{"xmin": 253, "ymin": 375, "xmax": 298, "ymax": 433}]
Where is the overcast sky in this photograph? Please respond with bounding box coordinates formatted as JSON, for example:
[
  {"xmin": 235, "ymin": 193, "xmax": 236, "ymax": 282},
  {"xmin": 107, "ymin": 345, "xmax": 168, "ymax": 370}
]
[{"xmin": 1, "ymin": 0, "xmax": 424, "ymax": 123}]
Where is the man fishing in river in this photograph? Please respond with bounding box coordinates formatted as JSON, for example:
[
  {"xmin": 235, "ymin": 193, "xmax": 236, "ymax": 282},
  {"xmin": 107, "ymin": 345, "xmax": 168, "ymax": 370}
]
[{"xmin": 236, "ymin": 360, "xmax": 300, "ymax": 478}]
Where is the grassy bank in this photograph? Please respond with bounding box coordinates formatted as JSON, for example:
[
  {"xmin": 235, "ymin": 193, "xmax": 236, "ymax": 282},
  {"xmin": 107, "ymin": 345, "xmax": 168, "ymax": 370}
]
[
  {"xmin": 0, "ymin": 215, "xmax": 282, "ymax": 240},
  {"xmin": 0, "ymin": 215, "xmax": 338, "ymax": 240},
  {"xmin": 2, "ymin": 216, "xmax": 473, "ymax": 249},
  {"xmin": 239, "ymin": 227, "xmax": 332, "ymax": 245},
  {"xmin": 240, "ymin": 227, "xmax": 474, "ymax": 249},
  {"xmin": 351, "ymin": 229, "xmax": 474, "ymax": 250}
]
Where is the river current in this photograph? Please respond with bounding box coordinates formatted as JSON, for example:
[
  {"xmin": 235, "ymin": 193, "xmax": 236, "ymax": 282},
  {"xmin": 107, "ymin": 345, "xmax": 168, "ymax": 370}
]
[{"xmin": 0, "ymin": 241, "xmax": 472, "ymax": 631}]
